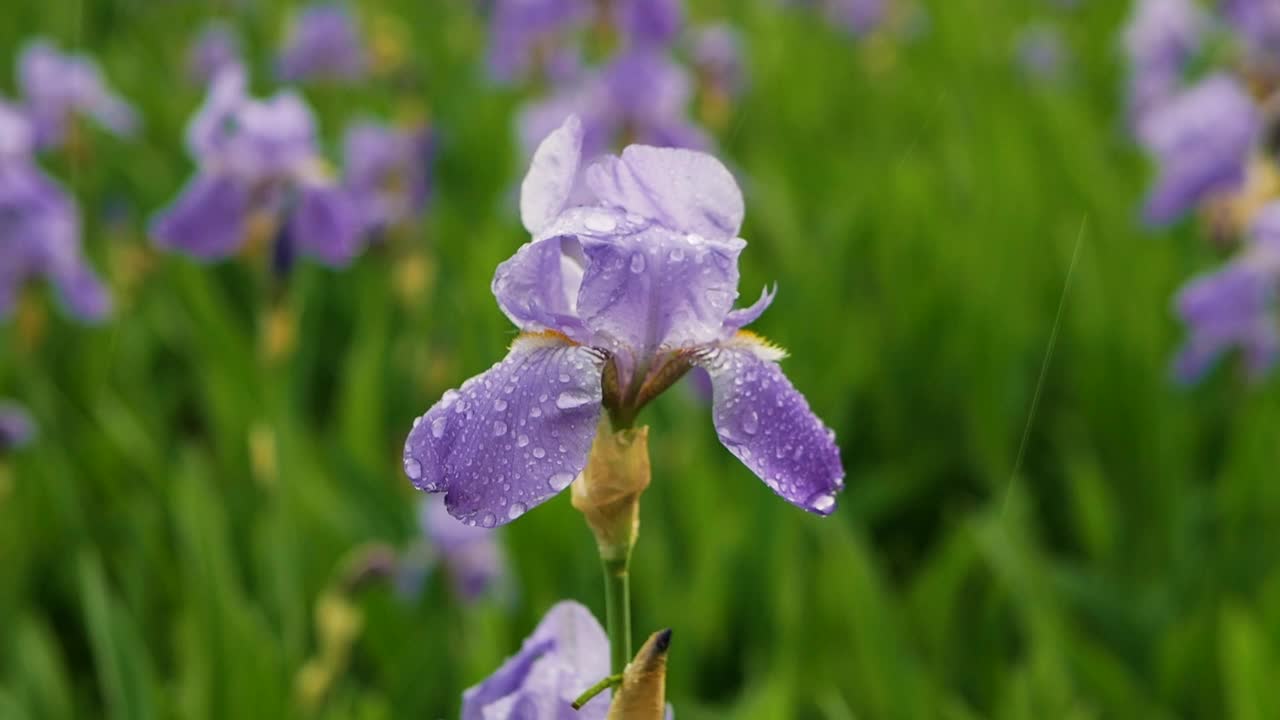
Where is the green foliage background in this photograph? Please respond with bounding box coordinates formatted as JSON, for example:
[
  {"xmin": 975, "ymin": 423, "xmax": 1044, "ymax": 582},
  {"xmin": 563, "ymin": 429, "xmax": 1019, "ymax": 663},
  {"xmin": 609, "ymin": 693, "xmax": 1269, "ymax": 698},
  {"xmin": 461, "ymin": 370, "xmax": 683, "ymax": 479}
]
[{"xmin": 3, "ymin": 0, "xmax": 1279, "ymax": 718}]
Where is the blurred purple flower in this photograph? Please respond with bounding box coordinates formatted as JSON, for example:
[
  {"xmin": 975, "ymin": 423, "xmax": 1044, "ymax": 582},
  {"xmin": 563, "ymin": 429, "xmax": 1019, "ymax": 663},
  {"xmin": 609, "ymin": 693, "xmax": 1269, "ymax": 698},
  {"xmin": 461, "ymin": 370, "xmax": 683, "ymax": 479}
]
[
  {"xmin": 617, "ymin": 0, "xmax": 684, "ymax": 47},
  {"xmin": 188, "ymin": 21, "xmax": 243, "ymax": 86},
  {"xmin": 0, "ymin": 100, "xmax": 111, "ymax": 322},
  {"xmin": 1123, "ymin": 0, "xmax": 1204, "ymax": 120},
  {"xmin": 1138, "ymin": 74, "xmax": 1258, "ymax": 225},
  {"xmin": 690, "ymin": 23, "xmax": 747, "ymax": 99},
  {"xmin": 1223, "ymin": 0, "xmax": 1280, "ymax": 70},
  {"xmin": 1015, "ymin": 24, "xmax": 1070, "ymax": 83},
  {"xmin": 277, "ymin": 4, "xmax": 367, "ymax": 83},
  {"xmin": 462, "ymin": 601, "xmax": 611, "ymax": 719},
  {"xmin": 0, "ymin": 402, "xmax": 36, "ymax": 451},
  {"xmin": 1173, "ymin": 202, "xmax": 1280, "ymax": 381},
  {"xmin": 403, "ymin": 115, "xmax": 844, "ymax": 527},
  {"xmin": 16, "ymin": 38, "xmax": 139, "ymax": 149},
  {"xmin": 827, "ymin": 0, "xmax": 887, "ymax": 36},
  {"xmin": 518, "ymin": 48, "xmax": 710, "ymax": 165},
  {"xmin": 342, "ymin": 121, "xmax": 433, "ymax": 234},
  {"xmin": 417, "ymin": 495, "xmax": 506, "ymax": 601},
  {"xmin": 151, "ymin": 69, "xmax": 363, "ymax": 267},
  {"xmin": 487, "ymin": 0, "xmax": 590, "ymax": 84}
]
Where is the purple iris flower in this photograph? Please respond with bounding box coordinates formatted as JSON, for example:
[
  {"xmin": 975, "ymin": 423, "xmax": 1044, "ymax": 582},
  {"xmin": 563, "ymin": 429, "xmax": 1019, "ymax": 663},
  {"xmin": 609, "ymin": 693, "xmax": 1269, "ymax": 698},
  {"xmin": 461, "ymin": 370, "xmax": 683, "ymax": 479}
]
[
  {"xmin": 277, "ymin": 4, "xmax": 367, "ymax": 83},
  {"xmin": 187, "ymin": 21, "xmax": 244, "ymax": 86},
  {"xmin": 403, "ymin": 115, "xmax": 844, "ymax": 527},
  {"xmin": 417, "ymin": 495, "xmax": 506, "ymax": 602},
  {"xmin": 16, "ymin": 38, "xmax": 139, "ymax": 150},
  {"xmin": 1224, "ymin": 0, "xmax": 1280, "ymax": 70},
  {"xmin": 1173, "ymin": 201, "xmax": 1280, "ymax": 381},
  {"xmin": 151, "ymin": 68, "xmax": 363, "ymax": 267},
  {"xmin": 1122, "ymin": 0, "xmax": 1204, "ymax": 120},
  {"xmin": 1138, "ymin": 74, "xmax": 1258, "ymax": 225},
  {"xmin": 0, "ymin": 401, "xmax": 36, "ymax": 451},
  {"xmin": 617, "ymin": 0, "xmax": 684, "ymax": 47},
  {"xmin": 518, "ymin": 49, "xmax": 710, "ymax": 166},
  {"xmin": 0, "ymin": 100, "xmax": 111, "ymax": 322},
  {"xmin": 342, "ymin": 121, "xmax": 433, "ymax": 234},
  {"xmin": 486, "ymin": 0, "xmax": 591, "ymax": 84},
  {"xmin": 827, "ymin": 0, "xmax": 887, "ymax": 35},
  {"xmin": 462, "ymin": 601, "xmax": 612, "ymax": 719},
  {"xmin": 690, "ymin": 23, "xmax": 747, "ymax": 99}
]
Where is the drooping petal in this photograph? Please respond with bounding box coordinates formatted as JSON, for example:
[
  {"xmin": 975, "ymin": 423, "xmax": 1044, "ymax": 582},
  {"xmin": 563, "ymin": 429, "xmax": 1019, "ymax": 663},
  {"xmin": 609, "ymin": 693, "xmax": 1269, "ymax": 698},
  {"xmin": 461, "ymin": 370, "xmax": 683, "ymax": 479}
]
[
  {"xmin": 698, "ymin": 336, "xmax": 845, "ymax": 515},
  {"xmin": 576, "ymin": 224, "xmax": 746, "ymax": 354},
  {"xmin": 150, "ymin": 173, "xmax": 249, "ymax": 259},
  {"xmin": 521, "ymin": 114, "xmax": 584, "ymax": 233},
  {"xmin": 403, "ymin": 335, "xmax": 604, "ymax": 527},
  {"xmin": 51, "ymin": 261, "xmax": 111, "ymax": 322},
  {"xmin": 585, "ymin": 144, "xmax": 743, "ymax": 239},
  {"xmin": 287, "ymin": 184, "xmax": 364, "ymax": 266},
  {"xmin": 1172, "ymin": 262, "xmax": 1278, "ymax": 381},
  {"xmin": 723, "ymin": 284, "xmax": 776, "ymax": 334},
  {"xmin": 492, "ymin": 233, "xmax": 590, "ymax": 340}
]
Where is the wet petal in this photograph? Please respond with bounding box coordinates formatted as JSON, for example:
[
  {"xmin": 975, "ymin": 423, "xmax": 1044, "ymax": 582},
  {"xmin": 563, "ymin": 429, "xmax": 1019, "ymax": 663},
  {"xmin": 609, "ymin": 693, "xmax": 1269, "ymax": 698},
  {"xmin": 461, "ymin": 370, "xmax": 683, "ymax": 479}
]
[
  {"xmin": 151, "ymin": 173, "xmax": 249, "ymax": 259},
  {"xmin": 521, "ymin": 114, "xmax": 584, "ymax": 233},
  {"xmin": 403, "ymin": 335, "xmax": 604, "ymax": 527},
  {"xmin": 287, "ymin": 185, "xmax": 364, "ymax": 266},
  {"xmin": 585, "ymin": 144, "xmax": 744, "ymax": 239},
  {"xmin": 492, "ymin": 233, "xmax": 590, "ymax": 340},
  {"xmin": 576, "ymin": 224, "xmax": 745, "ymax": 354},
  {"xmin": 698, "ymin": 336, "xmax": 845, "ymax": 515},
  {"xmin": 723, "ymin": 284, "xmax": 776, "ymax": 334}
]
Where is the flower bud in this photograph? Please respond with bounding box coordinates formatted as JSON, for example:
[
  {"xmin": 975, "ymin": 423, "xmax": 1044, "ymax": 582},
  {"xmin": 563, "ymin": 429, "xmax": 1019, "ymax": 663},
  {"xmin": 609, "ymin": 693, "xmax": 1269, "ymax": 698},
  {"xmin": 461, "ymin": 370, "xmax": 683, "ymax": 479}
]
[{"xmin": 572, "ymin": 422, "xmax": 650, "ymax": 562}]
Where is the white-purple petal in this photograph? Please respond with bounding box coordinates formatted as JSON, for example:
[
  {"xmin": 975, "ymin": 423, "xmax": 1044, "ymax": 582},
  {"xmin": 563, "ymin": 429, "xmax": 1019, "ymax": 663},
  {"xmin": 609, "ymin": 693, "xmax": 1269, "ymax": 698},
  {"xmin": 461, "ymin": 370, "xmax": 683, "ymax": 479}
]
[
  {"xmin": 723, "ymin": 284, "xmax": 776, "ymax": 334},
  {"xmin": 586, "ymin": 144, "xmax": 743, "ymax": 239},
  {"xmin": 698, "ymin": 339, "xmax": 845, "ymax": 515},
  {"xmin": 403, "ymin": 336, "xmax": 604, "ymax": 527},
  {"xmin": 521, "ymin": 114, "xmax": 585, "ymax": 234}
]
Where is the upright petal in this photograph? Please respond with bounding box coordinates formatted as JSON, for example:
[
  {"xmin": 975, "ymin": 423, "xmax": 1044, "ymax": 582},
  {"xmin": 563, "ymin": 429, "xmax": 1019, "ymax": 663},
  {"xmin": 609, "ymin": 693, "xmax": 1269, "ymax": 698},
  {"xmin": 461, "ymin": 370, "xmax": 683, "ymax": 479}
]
[
  {"xmin": 403, "ymin": 335, "xmax": 604, "ymax": 527},
  {"xmin": 576, "ymin": 224, "xmax": 745, "ymax": 354},
  {"xmin": 585, "ymin": 145, "xmax": 743, "ymax": 239},
  {"xmin": 492, "ymin": 233, "xmax": 590, "ymax": 340},
  {"xmin": 287, "ymin": 184, "xmax": 364, "ymax": 266},
  {"xmin": 618, "ymin": 0, "xmax": 683, "ymax": 47},
  {"xmin": 150, "ymin": 173, "xmax": 249, "ymax": 259},
  {"xmin": 697, "ymin": 335, "xmax": 845, "ymax": 515},
  {"xmin": 521, "ymin": 114, "xmax": 584, "ymax": 233}
]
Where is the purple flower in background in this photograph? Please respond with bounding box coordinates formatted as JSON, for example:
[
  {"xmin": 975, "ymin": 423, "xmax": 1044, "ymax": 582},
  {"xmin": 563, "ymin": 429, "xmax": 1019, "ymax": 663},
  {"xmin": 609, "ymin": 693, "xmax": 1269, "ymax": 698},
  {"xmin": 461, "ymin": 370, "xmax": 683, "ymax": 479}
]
[
  {"xmin": 418, "ymin": 495, "xmax": 506, "ymax": 601},
  {"xmin": 151, "ymin": 69, "xmax": 363, "ymax": 267},
  {"xmin": 342, "ymin": 121, "xmax": 433, "ymax": 234},
  {"xmin": 16, "ymin": 38, "xmax": 138, "ymax": 149},
  {"xmin": 1123, "ymin": 0, "xmax": 1204, "ymax": 120},
  {"xmin": 1015, "ymin": 24, "xmax": 1070, "ymax": 83},
  {"xmin": 1138, "ymin": 74, "xmax": 1258, "ymax": 225},
  {"xmin": 690, "ymin": 23, "xmax": 747, "ymax": 99},
  {"xmin": 277, "ymin": 4, "xmax": 367, "ymax": 83},
  {"xmin": 1223, "ymin": 0, "xmax": 1280, "ymax": 70},
  {"xmin": 518, "ymin": 49, "xmax": 710, "ymax": 165},
  {"xmin": 0, "ymin": 100, "xmax": 111, "ymax": 321},
  {"xmin": 1173, "ymin": 202, "xmax": 1280, "ymax": 381},
  {"xmin": 617, "ymin": 0, "xmax": 684, "ymax": 48},
  {"xmin": 462, "ymin": 601, "xmax": 612, "ymax": 719},
  {"xmin": 487, "ymin": 0, "xmax": 590, "ymax": 84},
  {"xmin": 0, "ymin": 402, "xmax": 36, "ymax": 451},
  {"xmin": 827, "ymin": 0, "xmax": 887, "ymax": 36},
  {"xmin": 188, "ymin": 21, "xmax": 243, "ymax": 86},
  {"xmin": 403, "ymin": 115, "xmax": 844, "ymax": 527}
]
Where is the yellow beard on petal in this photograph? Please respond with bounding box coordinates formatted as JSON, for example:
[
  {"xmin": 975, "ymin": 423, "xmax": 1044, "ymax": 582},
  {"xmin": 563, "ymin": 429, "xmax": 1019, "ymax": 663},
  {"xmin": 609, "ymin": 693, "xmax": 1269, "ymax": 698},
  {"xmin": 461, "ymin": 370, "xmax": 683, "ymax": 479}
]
[
  {"xmin": 726, "ymin": 329, "xmax": 788, "ymax": 362},
  {"xmin": 512, "ymin": 329, "xmax": 579, "ymax": 351}
]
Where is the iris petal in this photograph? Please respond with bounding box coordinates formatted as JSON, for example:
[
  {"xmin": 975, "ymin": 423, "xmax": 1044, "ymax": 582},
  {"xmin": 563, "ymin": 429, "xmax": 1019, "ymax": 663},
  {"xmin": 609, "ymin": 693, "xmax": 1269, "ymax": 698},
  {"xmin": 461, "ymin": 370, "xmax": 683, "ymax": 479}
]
[
  {"xmin": 586, "ymin": 144, "xmax": 743, "ymax": 240},
  {"xmin": 151, "ymin": 173, "xmax": 250, "ymax": 259}
]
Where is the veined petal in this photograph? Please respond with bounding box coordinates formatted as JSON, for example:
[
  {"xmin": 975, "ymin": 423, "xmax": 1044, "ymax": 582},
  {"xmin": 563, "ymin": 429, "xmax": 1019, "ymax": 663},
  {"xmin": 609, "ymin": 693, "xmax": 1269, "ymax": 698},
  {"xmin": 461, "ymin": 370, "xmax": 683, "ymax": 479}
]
[
  {"xmin": 697, "ymin": 335, "xmax": 845, "ymax": 515},
  {"xmin": 586, "ymin": 144, "xmax": 743, "ymax": 240},
  {"xmin": 403, "ymin": 335, "xmax": 604, "ymax": 527},
  {"xmin": 151, "ymin": 173, "xmax": 249, "ymax": 259},
  {"xmin": 577, "ymin": 225, "xmax": 745, "ymax": 354},
  {"xmin": 493, "ymin": 234, "xmax": 590, "ymax": 340},
  {"xmin": 521, "ymin": 114, "xmax": 584, "ymax": 234}
]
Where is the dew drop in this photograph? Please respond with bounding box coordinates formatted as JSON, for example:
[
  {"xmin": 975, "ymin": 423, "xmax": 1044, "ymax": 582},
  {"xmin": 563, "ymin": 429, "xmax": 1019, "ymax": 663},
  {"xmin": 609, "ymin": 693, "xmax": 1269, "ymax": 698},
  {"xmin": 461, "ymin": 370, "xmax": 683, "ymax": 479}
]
[
  {"xmin": 440, "ymin": 390, "xmax": 459, "ymax": 409},
  {"xmin": 507, "ymin": 502, "xmax": 527, "ymax": 520},
  {"xmin": 558, "ymin": 373, "xmax": 570, "ymax": 383},
  {"xmin": 585, "ymin": 211, "xmax": 617, "ymax": 233},
  {"xmin": 480, "ymin": 513, "xmax": 497, "ymax": 528},
  {"xmin": 669, "ymin": 247, "xmax": 686, "ymax": 261},
  {"xmin": 530, "ymin": 407, "xmax": 543, "ymax": 418},
  {"xmin": 492, "ymin": 420, "xmax": 508, "ymax": 436},
  {"xmin": 517, "ymin": 434, "xmax": 530, "ymax": 447},
  {"xmin": 630, "ymin": 253, "xmax": 646, "ymax": 273},
  {"xmin": 431, "ymin": 416, "xmax": 447, "ymax": 438},
  {"xmin": 403, "ymin": 457, "xmax": 422, "ymax": 480},
  {"xmin": 742, "ymin": 410, "xmax": 760, "ymax": 435},
  {"xmin": 532, "ymin": 447, "xmax": 546, "ymax": 459},
  {"xmin": 556, "ymin": 389, "xmax": 595, "ymax": 410},
  {"xmin": 494, "ymin": 398, "xmax": 508, "ymax": 411},
  {"xmin": 808, "ymin": 492, "xmax": 836, "ymax": 514},
  {"xmin": 548, "ymin": 472, "xmax": 574, "ymax": 491}
]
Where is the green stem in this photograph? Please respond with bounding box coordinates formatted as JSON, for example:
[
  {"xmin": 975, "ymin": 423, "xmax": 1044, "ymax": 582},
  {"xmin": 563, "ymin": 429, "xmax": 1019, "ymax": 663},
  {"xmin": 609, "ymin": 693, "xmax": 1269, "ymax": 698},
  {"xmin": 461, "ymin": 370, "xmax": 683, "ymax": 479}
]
[
  {"xmin": 603, "ymin": 555, "xmax": 632, "ymax": 674},
  {"xmin": 571, "ymin": 672, "xmax": 623, "ymax": 710}
]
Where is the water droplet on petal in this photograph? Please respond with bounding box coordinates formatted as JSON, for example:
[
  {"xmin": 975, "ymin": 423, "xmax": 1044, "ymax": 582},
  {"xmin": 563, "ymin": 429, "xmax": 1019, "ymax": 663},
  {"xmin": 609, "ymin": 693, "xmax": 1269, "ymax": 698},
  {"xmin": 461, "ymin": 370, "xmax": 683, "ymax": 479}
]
[
  {"xmin": 808, "ymin": 492, "xmax": 836, "ymax": 514},
  {"xmin": 530, "ymin": 406, "xmax": 543, "ymax": 418},
  {"xmin": 494, "ymin": 399, "xmax": 508, "ymax": 411},
  {"xmin": 742, "ymin": 410, "xmax": 759, "ymax": 435},
  {"xmin": 480, "ymin": 513, "xmax": 496, "ymax": 528},
  {"xmin": 517, "ymin": 434, "xmax": 530, "ymax": 447},
  {"xmin": 440, "ymin": 390, "xmax": 459, "ymax": 409},
  {"xmin": 585, "ymin": 211, "xmax": 617, "ymax": 232},
  {"xmin": 630, "ymin": 253, "xmax": 646, "ymax": 273},
  {"xmin": 507, "ymin": 502, "xmax": 527, "ymax": 520},
  {"xmin": 403, "ymin": 457, "xmax": 422, "ymax": 479},
  {"xmin": 431, "ymin": 416, "xmax": 447, "ymax": 438},
  {"xmin": 532, "ymin": 447, "xmax": 546, "ymax": 459},
  {"xmin": 556, "ymin": 389, "xmax": 595, "ymax": 410},
  {"xmin": 492, "ymin": 420, "xmax": 508, "ymax": 436},
  {"xmin": 548, "ymin": 472, "xmax": 574, "ymax": 491},
  {"xmin": 669, "ymin": 247, "xmax": 686, "ymax": 261}
]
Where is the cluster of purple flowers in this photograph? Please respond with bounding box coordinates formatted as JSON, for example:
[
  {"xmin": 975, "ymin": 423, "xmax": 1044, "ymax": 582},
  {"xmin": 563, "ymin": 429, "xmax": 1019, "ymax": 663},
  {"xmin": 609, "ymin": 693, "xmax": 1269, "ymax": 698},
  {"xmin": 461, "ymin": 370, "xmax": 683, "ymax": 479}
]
[
  {"xmin": 1123, "ymin": 0, "xmax": 1280, "ymax": 380},
  {"xmin": 486, "ymin": 0, "xmax": 747, "ymax": 162},
  {"xmin": 157, "ymin": 5, "xmax": 432, "ymax": 271}
]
